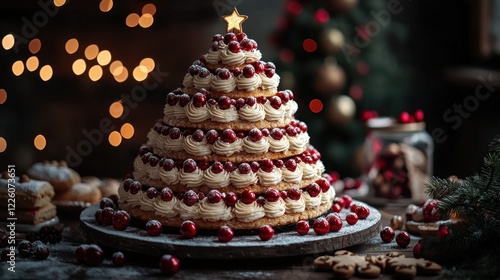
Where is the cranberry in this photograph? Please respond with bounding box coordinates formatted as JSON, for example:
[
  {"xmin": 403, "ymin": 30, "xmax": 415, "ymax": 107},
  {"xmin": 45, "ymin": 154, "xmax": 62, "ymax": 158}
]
[
  {"xmin": 423, "ymin": 199, "xmax": 440, "ymax": 222},
  {"xmin": 211, "ymin": 41, "xmax": 220, "ymax": 51},
  {"xmin": 274, "ymin": 160, "xmax": 284, "ymax": 168},
  {"xmin": 207, "ymin": 190, "xmax": 223, "ymax": 203},
  {"xmin": 286, "ymin": 89, "xmax": 294, "ymax": 100},
  {"xmin": 257, "ymin": 96, "xmax": 267, "ymax": 104},
  {"xmin": 334, "ymin": 197, "xmax": 345, "ymax": 208},
  {"xmin": 112, "ymin": 210, "xmax": 131, "ymax": 231},
  {"xmin": 285, "ymin": 159, "xmax": 297, "ymax": 172},
  {"xmin": 315, "ymin": 178, "xmax": 330, "ymax": 193},
  {"xmin": 188, "ymin": 65, "xmax": 200, "ymax": 76},
  {"xmin": 211, "ymin": 162, "xmax": 224, "ymax": 174},
  {"xmin": 252, "ymin": 61, "xmax": 266, "ymax": 73},
  {"xmin": 256, "ymin": 196, "xmax": 266, "ymax": 206},
  {"xmin": 212, "ymin": 34, "xmax": 224, "ymax": 42},
  {"xmin": 380, "ymin": 226, "xmax": 395, "ymax": 243},
  {"xmin": 182, "ymin": 159, "xmax": 197, "ymax": 173},
  {"xmin": 99, "ymin": 197, "xmax": 116, "ymax": 210},
  {"xmin": 141, "ymin": 152, "xmax": 152, "ymax": 164},
  {"xmin": 356, "ymin": 206, "xmax": 370, "ymax": 219},
  {"xmin": 270, "ymin": 128, "xmax": 283, "ymax": 140},
  {"xmin": 197, "ymin": 67, "xmax": 210, "ymax": 78},
  {"xmin": 296, "ymin": 220, "xmax": 310, "ymax": 235},
  {"xmin": 218, "ymin": 68, "xmax": 231, "ymax": 80},
  {"xmin": 414, "ymin": 109, "xmax": 425, "ymax": 122},
  {"xmin": 285, "ymin": 125, "xmax": 296, "ymax": 137},
  {"xmin": 18, "ymin": 240, "xmax": 32, "ymax": 258},
  {"xmin": 227, "ymin": 41, "xmax": 241, "ymax": 53},
  {"xmin": 248, "ymin": 128, "xmax": 263, "ymax": 142},
  {"xmin": 307, "ymin": 183, "xmax": 321, "ymax": 197},
  {"xmin": 303, "ymin": 156, "xmax": 314, "ymax": 165},
  {"xmin": 217, "ymin": 226, "xmax": 234, "ymax": 243},
  {"xmin": 250, "ymin": 39, "xmax": 258, "ymax": 49},
  {"xmin": 122, "ymin": 178, "xmax": 134, "ymax": 192},
  {"xmin": 264, "ymin": 188, "xmax": 280, "ymax": 202},
  {"xmin": 198, "ymin": 160, "xmax": 210, "ymax": 170},
  {"xmin": 280, "ymin": 190, "xmax": 288, "ymax": 199},
  {"xmin": 398, "ymin": 111, "xmax": 411, "ymax": 123},
  {"xmin": 236, "ymin": 32, "xmax": 247, "ymax": 42},
  {"xmin": 313, "ymin": 217, "xmax": 330, "ymax": 235},
  {"xmin": 146, "ymin": 220, "xmax": 163, "ymax": 237},
  {"xmin": 350, "ymin": 204, "xmax": 358, "ymax": 213},
  {"xmin": 326, "ymin": 213, "xmax": 343, "ymax": 232},
  {"xmin": 346, "ymin": 213, "xmax": 359, "ymax": 225},
  {"xmin": 112, "ymin": 251, "xmax": 126, "ymax": 267},
  {"xmin": 240, "ymin": 38, "xmax": 252, "ymax": 51},
  {"xmin": 238, "ymin": 163, "xmax": 251, "ymax": 174},
  {"xmin": 180, "ymin": 220, "xmax": 197, "ymax": 239},
  {"xmin": 260, "ymin": 159, "xmax": 274, "ymax": 173},
  {"xmin": 208, "ymin": 99, "xmax": 217, "ymax": 105},
  {"xmin": 265, "ymin": 62, "xmax": 276, "ymax": 69},
  {"xmin": 224, "ymin": 192, "xmax": 238, "ymax": 207},
  {"xmin": 101, "ymin": 207, "xmax": 115, "ymax": 226},
  {"xmin": 146, "ymin": 187, "xmax": 158, "ymax": 199},
  {"xmin": 246, "ymin": 96, "xmax": 256, "ymax": 106},
  {"xmin": 331, "ymin": 203, "xmax": 342, "ymax": 213},
  {"xmin": 75, "ymin": 244, "xmax": 89, "ymax": 263},
  {"xmin": 94, "ymin": 209, "xmax": 103, "ymax": 224},
  {"xmin": 269, "ymin": 96, "xmax": 282, "ymax": 110},
  {"xmin": 178, "ymin": 94, "xmax": 190, "ymax": 107},
  {"xmin": 198, "ymin": 192, "xmax": 206, "ymax": 200},
  {"xmin": 235, "ymin": 98, "xmax": 246, "ymax": 109},
  {"xmin": 223, "ymin": 32, "xmax": 237, "ymax": 44},
  {"xmin": 413, "ymin": 243, "xmax": 422, "ymax": 258},
  {"xmin": 160, "ymin": 187, "xmax": 174, "ymax": 202},
  {"xmin": 192, "ymin": 129, "xmax": 204, "ymax": 142},
  {"xmin": 342, "ymin": 195, "xmax": 353, "ymax": 209},
  {"xmin": 224, "ymin": 162, "xmax": 236, "ymax": 172},
  {"xmin": 31, "ymin": 241, "xmax": 49, "ymax": 260},
  {"xmin": 193, "ymin": 92, "xmax": 207, "ymax": 107},
  {"xmin": 233, "ymin": 67, "xmax": 242, "ymax": 76},
  {"xmin": 277, "ymin": 91, "xmax": 290, "ymax": 103},
  {"xmin": 287, "ymin": 188, "xmax": 301, "ymax": 200},
  {"xmin": 183, "ymin": 190, "xmax": 199, "ymax": 206},
  {"xmin": 437, "ymin": 225, "xmax": 449, "ymax": 239},
  {"xmin": 250, "ymin": 162, "xmax": 260, "ymax": 172},
  {"xmin": 205, "ymin": 130, "xmax": 219, "ymax": 144},
  {"xmin": 298, "ymin": 122, "xmax": 307, "ymax": 132},
  {"xmin": 264, "ymin": 68, "xmax": 275, "ymax": 78},
  {"xmin": 396, "ymin": 231, "xmax": 411, "ymax": 248},
  {"xmin": 241, "ymin": 190, "xmax": 256, "ymax": 204},
  {"xmin": 242, "ymin": 65, "xmax": 255, "ymax": 78},
  {"xmin": 84, "ymin": 244, "xmax": 104, "ymax": 266},
  {"xmin": 162, "ymin": 159, "xmax": 175, "ymax": 171},
  {"xmin": 169, "ymin": 127, "xmax": 181, "ymax": 139},
  {"xmin": 258, "ymin": 225, "xmax": 274, "ymax": 241},
  {"xmin": 159, "ymin": 254, "xmax": 180, "ymax": 275},
  {"xmin": 149, "ymin": 155, "xmax": 159, "ymax": 167},
  {"xmin": 220, "ymin": 129, "xmax": 237, "ymax": 143}
]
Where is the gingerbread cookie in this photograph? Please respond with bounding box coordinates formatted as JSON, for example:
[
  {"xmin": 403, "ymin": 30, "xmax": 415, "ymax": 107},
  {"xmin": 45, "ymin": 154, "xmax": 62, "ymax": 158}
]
[
  {"xmin": 387, "ymin": 255, "xmax": 442, "ymax": 279},
  {"xmin": 313, "ymin": 255, "xmax": 336, "ymax": 271},
  {"xmin": 330, "ymin": 250, "xmax": 382, "ymax": 279},
  {"xmin": 27, "ymin": 161, "xmax": 81, "ymax": 192},
  {"xmin": 53, "ymin": 182, "xmax": 102, "ymax": 206},
  {"xmin": 0, "ymin": 175, "xmax": 55, "ymax": 209}
]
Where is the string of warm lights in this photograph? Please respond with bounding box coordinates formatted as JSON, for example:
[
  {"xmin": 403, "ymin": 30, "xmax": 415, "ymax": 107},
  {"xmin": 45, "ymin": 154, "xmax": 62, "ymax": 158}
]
[{"xmin": 0, "ymin": 1, "xmax": 158, "ymax": 153}]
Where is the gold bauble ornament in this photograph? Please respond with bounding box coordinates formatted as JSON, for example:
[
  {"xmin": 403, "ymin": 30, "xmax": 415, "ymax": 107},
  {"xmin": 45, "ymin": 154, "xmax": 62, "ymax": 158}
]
[
  {"xmin": 320, "ymin": 28, "xmax": 345, "ymax": 53},
  {"xmin": 329, "ymin": 0, "xmax": 358, "ymax": 13},
  {"xmin": 327, "ymin": 95, "xmax": 356, "ymax": 124},
  {"xmin": 314, "ymin": 63, "xmax": 346, "ymax": 94},
  {"xmin": 390, "ymin": 215, "xmax": 404, "ymax": 230}
]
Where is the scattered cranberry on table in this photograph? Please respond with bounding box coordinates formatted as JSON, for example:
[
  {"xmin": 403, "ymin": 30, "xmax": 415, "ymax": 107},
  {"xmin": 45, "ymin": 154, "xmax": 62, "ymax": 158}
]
[
  {"xmin": 325, "ymin": 213, "xmax": 343, "ymax": 232},
  {"xmin": 217, "ymin": 226, "xmax": 234, "ymax": 243},
  {"xmin": 296, "ymin": 220, "xmax": 310, "ymax": 235},
  {"xmin": 18, "ymin": 240, "xmax": 33, "ymax": 258},
  {"xmin": 145, "ymin": 220, "xmax": 163, "ymax": 237},
  {"xmin": 112, "ymin": 251, "xmax": 126, "ymax": 267},
  {"xmin": 380, "ymin": 226, "xmax": 395, "ymax": 243},
  {"xmin": 101, "ymin": 207, "xmax": 115, "ymax": 226},
  {"xmin": 356, "ymin": 206, "xmax": 370, "ymax": 219},
  {"xmin": 396, "ymin": 231, "xmax": 411, "ymax": 248},
  {"xmin": 413, "ymin": 243, "xmax": 422, "ymax": 258},
  {"xmin": 159, "ymin": 254, "xmax": 180, "ymax": 275},
  {"xmin": 75, "ymin": 244, "xmax": 89, "ymax": 263},
  {"xmin": 331, "ymin": 203, "xmax": 342, "ymax": 213},
  {"xmin": 313, "ymin": 217, "xmax": 330, "ymax": 235},
  {"xmin": 180, "ymin": 220, "xmax": 197, "ymax": 239},
  {"xmin": 32, "ymin": 241, "xmax": 49, "ymax": 260},
  {"xmin": 258, "ymin": 225, "xmax": 275, "ymax": 241},
  {"xmin": 84, "ymin": 244, "xmax": 104, "ymax": 266},
  {"xmin": 346, "ymin": 213, "xmax": 359, "ymax": 225}
]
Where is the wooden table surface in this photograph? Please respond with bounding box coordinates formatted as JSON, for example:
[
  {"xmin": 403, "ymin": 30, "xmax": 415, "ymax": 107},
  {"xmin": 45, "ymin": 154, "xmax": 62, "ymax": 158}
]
[{"xmin": 1, "ymin": 205, "xmax": 439, "ymax": 280}]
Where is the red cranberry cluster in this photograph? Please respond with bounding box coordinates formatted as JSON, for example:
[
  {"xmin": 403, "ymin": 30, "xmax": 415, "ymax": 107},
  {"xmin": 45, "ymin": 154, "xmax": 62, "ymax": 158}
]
[
  {"xmin": 95, "ymin": 197, "xmax": 131, "ymax": 231},
  {"xmin": 213, "ymin": 32, "xmax": 257, "ymax": 52},
  {"xmin": 361, "ymin": 109, "xmax": 425, "ymax": 124},
  {"xmin": 12, "ymin": 240, "xmax": 49, "ymax": 260},
  {"xmin": 166, "ymin": 89, "xmax": 294, "ymax": 110},
  {"xmin": 212, "ymin": 60, "xmax": 277, "ymax": 79},
  {"xmin": 379, "ymin": 226, "xmax": 412, "ymax": 248}
]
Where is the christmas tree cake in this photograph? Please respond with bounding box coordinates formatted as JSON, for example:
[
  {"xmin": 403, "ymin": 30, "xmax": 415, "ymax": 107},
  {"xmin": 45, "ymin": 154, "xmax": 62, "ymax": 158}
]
[{"xmin": 118, "ymin": 9, "xmax": 335, "ymax": 230}]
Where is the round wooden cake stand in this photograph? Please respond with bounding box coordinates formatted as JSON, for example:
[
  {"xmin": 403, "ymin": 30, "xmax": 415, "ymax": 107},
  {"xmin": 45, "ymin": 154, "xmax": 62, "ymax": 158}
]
[{"xmin": 80, "ymin": 201, "xmax": 381, "ymax": 259}]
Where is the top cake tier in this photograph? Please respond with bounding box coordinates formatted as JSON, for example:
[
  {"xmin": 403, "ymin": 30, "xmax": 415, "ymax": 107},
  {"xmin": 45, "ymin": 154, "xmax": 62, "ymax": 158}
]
[{"xmin": 181, "ymin": 32, "xmax": 280, "ymax": 97}]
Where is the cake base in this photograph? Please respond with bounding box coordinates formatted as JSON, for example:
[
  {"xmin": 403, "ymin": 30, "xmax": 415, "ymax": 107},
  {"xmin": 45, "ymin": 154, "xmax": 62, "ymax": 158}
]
[{"xmin": 80, "ymin": 201, "xmax": 381, "ymax": 259}]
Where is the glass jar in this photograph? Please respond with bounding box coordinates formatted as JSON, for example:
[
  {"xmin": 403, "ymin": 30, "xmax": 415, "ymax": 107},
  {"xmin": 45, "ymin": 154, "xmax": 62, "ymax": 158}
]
[{"xmin": 363, "ymin": 117, "xmax": 433, "ymax": 200}]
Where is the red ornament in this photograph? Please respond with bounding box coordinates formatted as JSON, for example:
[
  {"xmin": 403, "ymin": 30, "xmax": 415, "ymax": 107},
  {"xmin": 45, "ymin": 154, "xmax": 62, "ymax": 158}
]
[
  {"xmin": 314, "ymin": 8, "xmax": 330, "ymax": 24},
  {"xmin": 380, "ymin": 226, "xmax": 395, "ymax": 243},
  {"xmin": 437, "ymin": 225, "xmax": 449, "ymax": 239},
  {"xmin": 313, "ymin": 217, "xmax": 330, "ymax": 235},
  {"xmin": 296, "ymin": 220, "xmax": 310, "ymax": 235},
  {"xmin": 159, "ymin": 254, "xmax": 180, "ymax": 275},
  {"xmin": 346, "ymin": 213, "xmax": 359, "ymax": 225},
  {"xmin": 258, "ymin": 225, "xmax": 275, "ymax": 241},
  {"xmin": 286, "ymin": 1, "xmax": 303, "ymax": 16},
  {"xmin": 396, "ymin": 231, "xmax": 411, "ymax": 248}
]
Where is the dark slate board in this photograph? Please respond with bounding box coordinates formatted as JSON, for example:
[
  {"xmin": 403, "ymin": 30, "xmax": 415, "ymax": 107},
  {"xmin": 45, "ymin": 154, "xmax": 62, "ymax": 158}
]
[{"xmin": 80, "ymin": 201, "xmax": 381, "ymax": 259}]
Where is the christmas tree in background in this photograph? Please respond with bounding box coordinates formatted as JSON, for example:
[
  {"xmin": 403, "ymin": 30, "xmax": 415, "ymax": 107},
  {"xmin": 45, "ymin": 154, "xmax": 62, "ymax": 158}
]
[{"xmin": 272, "ymin": 0, "xmax": 409, "ymax": 177}]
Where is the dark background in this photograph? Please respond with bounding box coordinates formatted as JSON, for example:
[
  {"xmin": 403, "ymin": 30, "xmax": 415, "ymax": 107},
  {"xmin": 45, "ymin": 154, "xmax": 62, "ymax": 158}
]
[{"xmin": 0, "ymin": 0, "xmax": 499, "ymax": 179}]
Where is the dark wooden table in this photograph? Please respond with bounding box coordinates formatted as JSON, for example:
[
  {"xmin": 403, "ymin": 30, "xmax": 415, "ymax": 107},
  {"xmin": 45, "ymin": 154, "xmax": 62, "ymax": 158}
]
[{"xmin": 1, "ymin": 205, "xmax": 438, "ymax": 280}]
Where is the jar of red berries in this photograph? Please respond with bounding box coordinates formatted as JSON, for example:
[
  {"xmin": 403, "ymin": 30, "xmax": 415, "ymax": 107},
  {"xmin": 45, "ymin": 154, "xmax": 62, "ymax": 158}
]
[{"xmin": 362, "ymin": 111, "xmax": 433, "ymax": 200}]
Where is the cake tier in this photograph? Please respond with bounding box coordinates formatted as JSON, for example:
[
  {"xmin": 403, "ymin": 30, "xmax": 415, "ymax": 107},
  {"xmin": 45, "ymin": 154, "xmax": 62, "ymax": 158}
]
[
  {"xmin": 133, "ymin": 147, "xmax": 325, "ymax": 195},
  {"xmin": 118, "ymin": 178, "xmax": 335, "ymax": 230}
]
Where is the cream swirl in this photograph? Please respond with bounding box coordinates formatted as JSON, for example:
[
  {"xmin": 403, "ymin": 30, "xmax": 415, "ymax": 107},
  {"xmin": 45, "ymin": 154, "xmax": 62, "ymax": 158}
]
[
  {"xmin": 146, "ymin": 129, "xmax": 160, "ymax": 146},
  {"xmin": 230, "ymin": 169, "xmax": 258, "ymax": 188},
  {"xmin": 139, "ymin": 192, "xmax": 156, "ymax": 211},
  {"xmin": 267, "ymin": 136, "xmax": 290, "ymax": 153},
  {"xmin": 257, "ymin": 168, "xmax": 282, "ymax": 186},
  {"xmin": 154, "ymin": 134, "xmax": 168, "ymax": 151},
  {"xmin": 198, "ymin": 198, "xmax": 233, "ymax": 221},
  {"xmin": 263, "ymin": 100, "xmax": 285, "ymax": 121},
  {"xmin": 193, "ymin": 74, "xmax": 214, "ymax": 90},
  {"xmin": 173, "ymin": 104, "xmax": 187, "ymax": 119},
  {"xmin": 236, "ymin": 74, "xmax": 262, "ymax": 91},
  {"xmin": 154, "ymin": 197, "xmax": 179, "ymax": 218},
  {"xmin": 185, "ymin": 102, "xmax": 210, "ymax": 123},
  {"xmin": 163, "ymin": 104, "xmax": 175, "ymax": 122},
  {"xmin": 316, "ymin": 160, "xmax": 326, "ymax": 175},
  {"xmin": 179, "ymin": 168, "xmax": 204, "ymax": 187},
  {"xmin": 242, "ymin": 137, "xmax": 269, "ymax": 154},
  {"xmin": 174, "ymin": 201, "xmax": 200, "ymax": 220},
  {"xmin": 211, "ymin": 75, "xmax": 236, "ymax": 93},
  {"xmin": 221, "ymin": 50, "xmax": 246, "ymax": 66},
  {"xmin": 212, "ymin": 138, "xmax": 243, "ymax": 156},
  {"xmin": 146, "ymin": 164, "xmax": 161, "ymax": 180},
  {"xmin": 259, "ymin": 73, "xmax": 280, "ymax": 89},
  {"xmin": 321, "ymin": 187, "xmax": 336, "ymax": 205},
  {"xmin": 133, "ymin": 157, "xmax": 147, "ymax": 176},
  {"xmin": 288, "ymin": 133, "xmax": 310, "ymax": 150},
  {"xmin": 243, "ymin": 50, "xmax": 262, "ymax": 63},
  {"xmin": 303, "ymin": 192, "xmax": 322, "ymax": 209},
  {"xmin": 163, "ymin": 134, "xmax": 184, "ymax": 152},
  {"xmin": 203, "ymin": 168, "xmax": 230, "ymax": 188},
  {"xmin": 209, "ymin": 104, "xmax": 239, "ymax": 122},
  {"xmin": 182, "ymin": 73, "xmax": 194, "ymax": 88},
  {"xmin": 127, "ymin": 190, "xmax": 143, "ymax": 208},
  {"xmin": 263, "ymin": 198, "xmax": 286, "ymax": 218},
  {"xmin": 181, "ymin": 135, "xmax": 212, "ymax": 156},
  {"xmin": 284, "ymin": 100, "xmax": 298, "ymax": 117},
  {"xmin": 158, "ymin": 167, "xmax": 180, "ymax": 185},
  {"xmin": 233, "ymin": 201, "xmax": 265, "ymax": 222},
  {"xmin": 238, "ymin": 103, "xmax": 266, "ymax": 122},
  {"xmin": 206, "ymin": 48, "xmax": 221, "ymax": 64},
  {"xmin": 281, "ymin": 166, "xmax": 303, "ymax": 183},
  {"xmin": 285, "ymin": 196, "xmax": 305, "ymax": 213},
  {"xmin": 118, "ymin": 185, "xmax": 130, "ymax": 203},
  {"xmin": 300, "ymin": 162, "xmax": 317, "ymax": 179}
]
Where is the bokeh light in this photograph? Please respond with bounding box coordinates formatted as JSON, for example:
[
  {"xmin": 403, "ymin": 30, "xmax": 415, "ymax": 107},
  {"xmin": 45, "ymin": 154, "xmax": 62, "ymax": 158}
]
[
  {"xmin": 139, "ymin": 13, "xmax": 154, "ymax": 28},
  {"xmin": 99, "ymin": 0, "xmax": 113, "ymax": 12},
  {"xmin": 142, "ymin": 3, "xmax": 157, "ymax": 15},
  {"xmin": 140, "ymin": 58, "xmax": 155, "ymax": 72},
  {"xmin": 309, "ymin": 99, "xmax": 323, "ymax": 113},
  {"xmin": 113, "ymin": 66, "xmax": 128, "ymax": 82},
  {"xmin": 53, "ymin": 0, "xmax": 66, "ymax": 7},
  {"xmin": 39, "ymin": 65, "xmax": 53, "ymax": 81},
  {"xmin": 34, "ymin": 134, "xmax": 46, "ymax": 150},
  {"xmin": 109, "ymin": 60, "xmax": 123, "ymax": 75},
  {"xmin": 88, "ymin": 65, "xmax": 103, "ymax": 81},
  {"xmin": 72, "ymin": 59, "xmax": 86, "ymax": 75},
  {"xmin": 0, "ymin": 137, "xmax": 6, "ymax": 153},
  {"xmin": 126, "ymin": 13, "xmax": 140, "ymax": 27},
  {"xmin": 132, "ymin": 65, "xmax": 148, "ymax": 81},
  {"xmin": 108, "ymin": 131, "xmax": 122, "ymax": 147},
  {"xmin": 120, "ymin": 123, "xmax": 134, "ymax": 139},
  {"xmin": 28, "ymin": 38, "xmax": 41, "ymax": 54},
  {"xmin": 109, "ymin": 101, "xmax": 124, "ymax": 118},
  {"xmin": 65, "ymin": 38, "xmax": 79, "ymax": 54},
  {"xmin": 12, "ymin": 60, "xmax": 24, "ymax": 76},
  {"xmin": 303, "ymin": 38, "xmax": 317, "ymax": 52},
  {"xmin": 2, "ymin": 34, "xmax": 14, "ymax": 50},
  {"xmin": 26, "ymin": 56, "xmax": 39, "ymax": 72},
  {"xmin": 0, "ymin": 89, "xmax": 7, "ymax": 105},
  {"xmin": 84, "ymin": 44, "xmax": 99, "ymax": 60}
]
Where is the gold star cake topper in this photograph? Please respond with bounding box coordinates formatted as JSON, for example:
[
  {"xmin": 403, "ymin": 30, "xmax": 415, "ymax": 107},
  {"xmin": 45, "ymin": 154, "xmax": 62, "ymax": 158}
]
[{"xmin": 223, "ymin": 7, "xmax": 248, "ymax": 33}]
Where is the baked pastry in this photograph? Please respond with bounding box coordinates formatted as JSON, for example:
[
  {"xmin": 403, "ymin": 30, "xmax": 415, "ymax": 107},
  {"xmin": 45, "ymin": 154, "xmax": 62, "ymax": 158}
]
[
  {"xmin": 118, "ymin": 30, "xmax": 335, "ymax": 230},
  {"xmin": 53, "ymin": 182, "xmax": 102, "ymax": 206},
  {"xmin": 0, "ymin": 203, "xmax": 57, "ymax": 225},
  {"xmin": 26, "ymin": 160, "xmax": 81, "ymax": 192}
]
